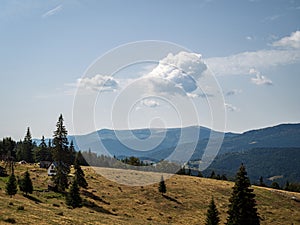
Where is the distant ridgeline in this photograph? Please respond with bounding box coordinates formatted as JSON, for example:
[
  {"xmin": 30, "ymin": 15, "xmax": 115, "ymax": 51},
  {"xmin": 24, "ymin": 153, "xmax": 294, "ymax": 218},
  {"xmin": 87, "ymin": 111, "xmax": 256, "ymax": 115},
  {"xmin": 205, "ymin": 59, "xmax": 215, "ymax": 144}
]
[{"xmin": 33, "ymin": 123, "xmax": 300, "ymax": 185}]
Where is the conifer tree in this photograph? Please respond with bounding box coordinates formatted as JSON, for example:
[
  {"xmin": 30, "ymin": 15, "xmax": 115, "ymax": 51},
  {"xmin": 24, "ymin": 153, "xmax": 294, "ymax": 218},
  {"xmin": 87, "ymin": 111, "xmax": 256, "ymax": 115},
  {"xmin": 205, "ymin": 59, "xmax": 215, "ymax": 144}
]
[
  {"xmin": 19, "ymin": 171, "xmax": 33, "ymax": 196},
  {"xmin": 74, "ymin": 152, "xmax": 88, "ymax": 188},
  {"xmin": 35, "ymin": 136, "xmax": 52, "ymax": 162},
  {"xmin": 16, "ymin": 128, "xmax": 34, "ymax": 162},
  {"xmin": 52, "ymin": 114, "xmax": 70, "ymax": 192},
  {"xmin": 205, "ymin": 197, "xmax": 220, "ymax": 225},
  {"xmin": 226, "ymin": 164, "xmax": 260, "ymax": 225},
  {"xmin": 6, "ymin": 173, "xmax": 18, "ymax": 197},
  {"xmin": 159, "ymin": 175, "xmax": 166, "ymax": 195},
  {"xmin": 69, "ymin": 140, "xmax": 76, "ymax": 165},
  {"xmin": 66, "ymin": 179, "xmax": 82, "ymax": 208},
  {"xmin": 210, "ymin": 171, "xmax": 216, "ymax": 179}
]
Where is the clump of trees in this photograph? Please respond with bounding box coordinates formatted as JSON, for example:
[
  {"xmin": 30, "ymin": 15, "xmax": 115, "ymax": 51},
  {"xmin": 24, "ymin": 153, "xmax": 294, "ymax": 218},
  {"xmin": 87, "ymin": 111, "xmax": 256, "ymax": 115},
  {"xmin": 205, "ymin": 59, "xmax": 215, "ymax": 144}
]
[{"xmin": 204, "ymin": 164, "xmax": 260, "ymax": 225}]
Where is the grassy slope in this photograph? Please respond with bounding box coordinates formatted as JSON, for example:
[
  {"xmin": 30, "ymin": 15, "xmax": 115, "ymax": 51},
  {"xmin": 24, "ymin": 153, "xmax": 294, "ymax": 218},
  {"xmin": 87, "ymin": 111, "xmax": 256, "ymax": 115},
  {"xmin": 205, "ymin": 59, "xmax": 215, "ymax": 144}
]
[{"xmin": 0, "ymin": 163, "xmax": 299, "ymax": 225}]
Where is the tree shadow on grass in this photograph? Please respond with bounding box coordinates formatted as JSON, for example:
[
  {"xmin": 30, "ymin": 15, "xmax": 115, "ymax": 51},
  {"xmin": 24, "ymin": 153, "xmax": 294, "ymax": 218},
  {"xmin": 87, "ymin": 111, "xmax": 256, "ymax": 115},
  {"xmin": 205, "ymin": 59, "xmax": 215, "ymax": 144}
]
[
  {"xmin": 82, "ymin": 199, "xmax": 116, "ymax": 215},
  {"xmin": 23, "ymin": 194, "xmax": 43, "ymax": 203},
  {"xmin": 162, "ymin": 194, "xmax": 182, "ymax": 204},
  {"xmin": 81, "ymin": 190, "xmax": 110, "ymax": 205}
]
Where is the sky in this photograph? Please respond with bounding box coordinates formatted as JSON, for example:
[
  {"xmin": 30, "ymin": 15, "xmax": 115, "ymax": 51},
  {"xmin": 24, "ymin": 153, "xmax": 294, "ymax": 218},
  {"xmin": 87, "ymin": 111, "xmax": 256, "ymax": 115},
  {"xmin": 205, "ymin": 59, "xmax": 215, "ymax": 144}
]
[{"xmin": 0, "ymin": 0, "xmax": 300, "ymax": 140}]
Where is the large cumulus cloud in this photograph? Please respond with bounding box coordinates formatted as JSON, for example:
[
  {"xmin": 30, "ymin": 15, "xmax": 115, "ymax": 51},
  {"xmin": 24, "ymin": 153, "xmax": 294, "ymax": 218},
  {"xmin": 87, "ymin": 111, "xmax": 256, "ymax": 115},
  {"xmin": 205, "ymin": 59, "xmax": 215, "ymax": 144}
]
[{"xmin": 144, "ymin": 51, "xmax": 208, "ymax": 96}]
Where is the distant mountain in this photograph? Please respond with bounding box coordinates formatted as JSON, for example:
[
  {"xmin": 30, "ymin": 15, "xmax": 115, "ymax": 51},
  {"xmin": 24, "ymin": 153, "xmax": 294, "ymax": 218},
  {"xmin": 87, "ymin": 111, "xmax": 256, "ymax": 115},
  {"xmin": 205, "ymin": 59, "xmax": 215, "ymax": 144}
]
[
  {"xmin": 35, "ymin": 123, "xmax": 300, "ymax": 162},
  {"xmin": 34, "ymin": 123, "xmax": 300, "ymax": 183},
  {"xmin": 203, "ymin": 148, "xmax": 300, "ymax": 186},
  {"xmin": 218, "ymin": 123, "xmax": 300, "ymax": 154},
  {"xmin": 67, "ymin": 126, "xmax": 228, "ymax": 161}
]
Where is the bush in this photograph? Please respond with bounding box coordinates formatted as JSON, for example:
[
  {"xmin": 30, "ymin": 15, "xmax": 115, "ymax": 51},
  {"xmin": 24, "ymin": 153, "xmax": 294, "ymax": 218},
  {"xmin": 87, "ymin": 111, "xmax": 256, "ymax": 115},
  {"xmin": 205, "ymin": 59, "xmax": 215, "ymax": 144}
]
[{"xmin": 17, "ymin": 206, "xmax": 24, "ymax": 210}]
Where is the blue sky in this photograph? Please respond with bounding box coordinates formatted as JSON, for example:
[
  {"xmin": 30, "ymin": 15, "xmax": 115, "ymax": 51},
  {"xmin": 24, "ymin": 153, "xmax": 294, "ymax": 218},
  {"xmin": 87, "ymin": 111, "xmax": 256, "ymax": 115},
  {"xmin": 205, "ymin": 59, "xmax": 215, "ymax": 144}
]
[{"xmin": 0, "ymin": 0, "xmax": 300, "ymax": 140}]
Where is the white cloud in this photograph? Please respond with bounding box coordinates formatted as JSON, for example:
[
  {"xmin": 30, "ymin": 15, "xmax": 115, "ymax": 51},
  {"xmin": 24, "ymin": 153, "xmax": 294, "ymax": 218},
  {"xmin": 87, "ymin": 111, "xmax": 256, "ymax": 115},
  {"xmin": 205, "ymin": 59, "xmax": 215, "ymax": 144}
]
[
  {"xmin": 246, "ymin": 36, "xmax": 253, "ymax": 41},
  {"xmin": 206, "ymin": 31, "xmax": 300, "ymax": 78},
  {"xmin": 273, "ymin": 30, "xmax": 300, "ymax": 49},
  {"xmin": 42, "ymin": 5, "xmax": 62, "ymax": 18},
  {"xmin": 250, "ymin": 69, "xmax": 273, "ymax": 86},
  {"xmin": 206, "ymin": 49, "xmax": 300, "ymax": 76},
  {"xmin": 144, "ymin": 51, "xmax": 208, "ymax": 96},
  {"xmin": 225, "ymin": 103, "xmax": 239, "ymax": 112},
  {"xmin": 141, "ymin": 99, "xmax": 160, "ymax": 108},
  {"xmin": 76, "ymin": 74, "xmax": 119, "ymax": 92}
]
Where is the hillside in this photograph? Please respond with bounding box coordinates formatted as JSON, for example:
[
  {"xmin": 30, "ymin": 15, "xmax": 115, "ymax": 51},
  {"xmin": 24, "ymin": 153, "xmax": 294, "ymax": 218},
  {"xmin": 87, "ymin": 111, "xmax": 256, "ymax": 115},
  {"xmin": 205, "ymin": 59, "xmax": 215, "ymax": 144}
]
[
  {"xmin": 0, "ymin": 164, "xmax": 300, "ymax": 224},
  {"xmin": 204, "ymin": 148, "xmax": 300, "ymax": 186}
]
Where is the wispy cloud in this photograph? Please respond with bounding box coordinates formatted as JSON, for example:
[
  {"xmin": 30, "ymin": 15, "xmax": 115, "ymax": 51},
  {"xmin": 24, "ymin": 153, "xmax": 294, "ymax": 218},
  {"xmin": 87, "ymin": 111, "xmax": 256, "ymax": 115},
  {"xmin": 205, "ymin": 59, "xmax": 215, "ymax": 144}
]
[
  {"xmin": 250, "ymin": 69, "xmax": 273, "ymax": 86},
  {"xmin": 67, "ymin": 74, "xmax": 119, "ymax": 93},
  {"xmin": 206, "ymin": 31, "xmax": 300, "ymax": 78},
  {"xmin": 225, "ymin": 89, "xmax": 242, "ymax": 96},
  {"xmin": 263, "ymin": 14, "xmax": 282, "ymax": 22},
  {"xmin": 206, "ymin": 49, "xmax": 300, "ymax": 77},
  {"xmin": 225, "ymin": 103, "xmax": 240, "ymax": 112},
  {"xmin": 42, "ymin": 5, "xmax": 62, "ymax": 18},
  {"xmin": 141, "ymin": 99, "xmax": 160, "ymax": 108}
]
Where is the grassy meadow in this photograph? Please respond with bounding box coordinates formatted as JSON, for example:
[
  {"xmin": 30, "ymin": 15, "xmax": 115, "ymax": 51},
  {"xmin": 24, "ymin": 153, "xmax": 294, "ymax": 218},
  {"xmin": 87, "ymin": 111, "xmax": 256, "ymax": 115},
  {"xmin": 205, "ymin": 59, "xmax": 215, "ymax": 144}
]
[{"xmin": 0, "ymin": 163, "xmax": 299, "ymax": 224}]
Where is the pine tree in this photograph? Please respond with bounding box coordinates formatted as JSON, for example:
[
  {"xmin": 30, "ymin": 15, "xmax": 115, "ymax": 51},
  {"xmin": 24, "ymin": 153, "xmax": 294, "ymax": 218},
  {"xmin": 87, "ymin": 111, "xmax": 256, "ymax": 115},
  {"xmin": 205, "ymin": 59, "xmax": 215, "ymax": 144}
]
[
  {"xmin": 159, "ymin": 175, "xmax": 166, "ymax": 195},
  {"xmin": 16, "ymin": 128, "xmax": 34, "ymax": 162},
  {"xmin": 6, "ymin": 173, "xmax": 18, "ymax": 197},
  {"xmin": 259, "ymin": 176, "xmax": 266, "ymax": 187},
  {"xmin": 66, "ymin": 179, "xmax": 82, "ymax": 208},
  {"xmin": 74, "ymin": 152, "xmax": 88, "ymax": 188},
  {"xmin": 52, "ymin": 114, "xmax": 70, "ymax": 192},
  {"xmin": 23, "ymin": 127, "xmax": 34, "ymax": 163},
  {"xmin": 226, "ymin": 164, "xmax": 260, "ymax": 225},
  {"xmin": 35, "ymin": 136, "xmax": 52, "ymax": 162},
  {"xmin": 205, "ymin": 197, "xmax": 220, "ymax": 225},
  {"xmin": 210, "ymin": 171, "xmax": 216, "ymax": 179},
  {"xmin": 69, "ymin": 140, "xmax": 76, "ymax": 165},
  {"xmin": 19, "ymin": 171, "xmax": 33, "ymax": 196}
]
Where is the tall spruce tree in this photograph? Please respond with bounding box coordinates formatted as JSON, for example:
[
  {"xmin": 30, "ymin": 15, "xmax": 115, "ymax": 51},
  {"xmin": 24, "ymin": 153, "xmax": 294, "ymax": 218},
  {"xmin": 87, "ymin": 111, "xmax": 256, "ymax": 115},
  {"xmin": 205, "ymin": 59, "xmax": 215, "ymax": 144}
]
[
  {"xmin": 17, "ymin": 128, "xmax": 34, "ymax": 162},
  {"xmin": 6, "ymin": 173, "xmax": 17, "ymax": 197},
  {"xmin": 74, "ymin": 152, "xmax": 88, "ymax": 188},
  {"xmin": 52, "ymin": 114, "xmax": 70, "ymax": 192},
  {"xmin": 226, "ymin": 164, "xmax": 260, "ymax": 225},
  {"xmin": 158, "ymin": 175, "xmax": 167, "ymax": 195},
  {"xmin": 66, "ymin": 178, "xmax": 82, "ymax": 208},
  {"xmin": 19, "ymin": 171, "xmax": 33, "ymax": 196},
  {"xmin": 205, "ymin": 197, "xmax": 220, "ymax": 225}
]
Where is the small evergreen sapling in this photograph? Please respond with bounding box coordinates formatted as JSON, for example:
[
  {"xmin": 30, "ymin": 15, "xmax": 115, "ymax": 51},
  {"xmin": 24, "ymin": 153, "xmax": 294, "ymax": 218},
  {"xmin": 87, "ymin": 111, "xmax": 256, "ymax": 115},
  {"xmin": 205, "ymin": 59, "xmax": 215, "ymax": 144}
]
[
  {"xmin": 158, "ymin": 175, "xmax": 166, "ymax": 195},
  {"xmin": 66, "ymin": 179, "xmax": 82, "ymax": 208},
  {"xmin": 74, "ymin": 153, "xmax": 88, "ymax": 188},
  {"xmin": 6, "ymin": 173, "xmax": 18, "ymax": 197},
  {"xmin": 19, "ymin": 171, "xmax": 33, "ymax": 196},
  {"xmin": 205, "ymin": 197, "xmax": 220, "ymax": 225}
]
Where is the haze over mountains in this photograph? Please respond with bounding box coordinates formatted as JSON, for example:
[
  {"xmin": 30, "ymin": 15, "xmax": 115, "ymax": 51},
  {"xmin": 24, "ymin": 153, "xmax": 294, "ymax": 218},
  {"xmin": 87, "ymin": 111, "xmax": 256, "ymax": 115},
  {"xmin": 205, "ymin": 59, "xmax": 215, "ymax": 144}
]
[
  {"xmin": 35, "ymin": 123, "xmax": 300, "ymax": 184},
  {"xmin": 66, "ymin": 123, "xmax": 300, "ymax": 159}
]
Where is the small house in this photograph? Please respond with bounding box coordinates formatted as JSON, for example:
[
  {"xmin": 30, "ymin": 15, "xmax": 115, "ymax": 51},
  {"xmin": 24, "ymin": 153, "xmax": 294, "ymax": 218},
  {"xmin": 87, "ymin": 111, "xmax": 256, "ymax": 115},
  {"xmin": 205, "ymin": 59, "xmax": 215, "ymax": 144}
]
[{"xmin": 47, "ymin": 162, "xmax": 57, "ymax": 176}]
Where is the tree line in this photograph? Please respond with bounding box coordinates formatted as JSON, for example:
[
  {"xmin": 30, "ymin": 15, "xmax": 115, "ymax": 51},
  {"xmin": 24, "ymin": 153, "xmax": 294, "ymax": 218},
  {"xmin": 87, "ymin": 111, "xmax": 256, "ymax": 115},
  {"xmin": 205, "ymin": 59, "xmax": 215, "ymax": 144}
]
[{"xmin": 3, "ymin": 114, "xmax": 87, "ymax": 208}]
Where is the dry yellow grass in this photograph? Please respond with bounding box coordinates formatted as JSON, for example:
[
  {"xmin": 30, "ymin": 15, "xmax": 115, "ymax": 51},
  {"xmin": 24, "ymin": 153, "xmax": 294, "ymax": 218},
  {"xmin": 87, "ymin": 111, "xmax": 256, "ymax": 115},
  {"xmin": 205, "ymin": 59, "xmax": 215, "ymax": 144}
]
[{"xmin": 0, "ymin": 163, "xmax": 300, "ymax": 225}]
